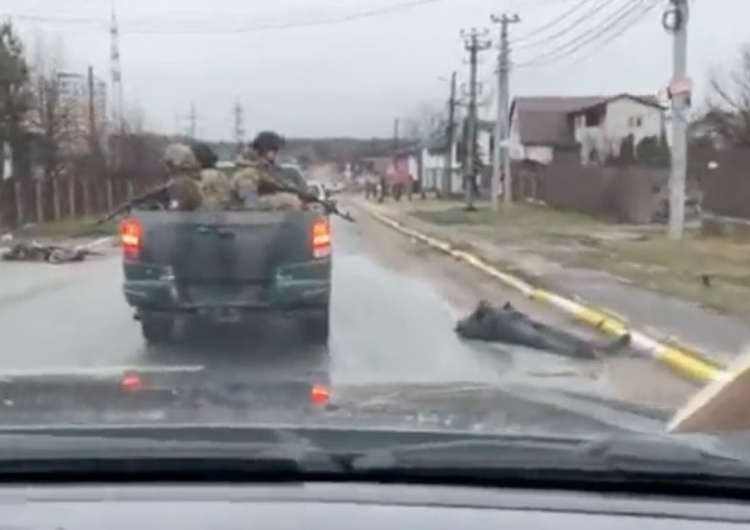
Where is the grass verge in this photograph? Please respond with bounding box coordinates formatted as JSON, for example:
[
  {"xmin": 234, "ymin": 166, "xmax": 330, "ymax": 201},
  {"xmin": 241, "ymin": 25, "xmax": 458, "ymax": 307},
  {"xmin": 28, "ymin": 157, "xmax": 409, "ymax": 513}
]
[
  {"xmin": 405, "ymin": 201, "xmax": 750, "ymax": 320},
  {"xmin": 4, "ymin": 217, "xmax": 119, "ymax": 240}
]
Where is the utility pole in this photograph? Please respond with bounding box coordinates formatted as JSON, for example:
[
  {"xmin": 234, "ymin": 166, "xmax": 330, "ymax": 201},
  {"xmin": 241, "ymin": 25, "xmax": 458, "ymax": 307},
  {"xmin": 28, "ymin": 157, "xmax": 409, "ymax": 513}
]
[
  {"xmin": 665, "ymin": 0, "xmax": 690, "ymax": 240},
  {"xmin": 443, "ymin": 71, "xmax": 457, "ymax": 197},
  {"xmin": 393, "ymin": 117, "xmax": 400, "ymax": 152},
  {"xmin": 461, "ymin": 28, "xmax": 491, "ymax": 211},
  {"xmin": 187, "ymin": 103, "xmax": 197, "ymax": 139},
  {"xmin": 86, "ymin": 66, "xmax": 103, "ymax": 173},
  {"xmin": 233, "ymin": 99, "xmax": 245, "ymax": 157},
  {"xmin": 491, "ymin": 13, "xmax": 520, "ymax": 210}
]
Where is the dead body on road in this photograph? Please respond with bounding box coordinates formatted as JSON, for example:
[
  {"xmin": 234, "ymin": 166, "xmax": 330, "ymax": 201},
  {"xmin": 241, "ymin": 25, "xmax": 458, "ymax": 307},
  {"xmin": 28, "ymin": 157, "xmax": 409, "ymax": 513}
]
[
  {"xmin": 1, "ymin": 241, "xmax": 103, "ymax": 263},
  {"xmin": 455, "ymin": 300, "xmax": 631, "ymax": 360}
]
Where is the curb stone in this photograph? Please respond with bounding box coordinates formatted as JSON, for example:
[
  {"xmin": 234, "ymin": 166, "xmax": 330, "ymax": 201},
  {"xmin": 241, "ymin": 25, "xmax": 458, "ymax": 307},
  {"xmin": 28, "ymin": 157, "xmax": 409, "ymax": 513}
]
[{"xmin": 359, "ymin": 201, "xmax": 727, "ymax": 384}]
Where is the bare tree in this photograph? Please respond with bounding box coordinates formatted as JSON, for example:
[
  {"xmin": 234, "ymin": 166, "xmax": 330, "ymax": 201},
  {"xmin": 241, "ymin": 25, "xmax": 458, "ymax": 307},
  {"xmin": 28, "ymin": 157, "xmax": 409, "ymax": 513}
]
[
  {"xmin": 116, "ymin": 105, "xmax": 166, "ymax": 180},
  {"xmin": 0, "ymin": 21, "xmax": 32, "ymax": 180},
  {"xmin": 402, "ymin": 102, "xmax": 447, "ymax": 141},
  {"xmin": 123, "ymin": 105, "xmax": 146, "ymax": 136},
  {"xmin": 706, "ymin": 44, "xmax": 750, "ymax": 146},
  {"xmin": 27, "ymin": 40, "xmax": 78, "ymax": 179}
]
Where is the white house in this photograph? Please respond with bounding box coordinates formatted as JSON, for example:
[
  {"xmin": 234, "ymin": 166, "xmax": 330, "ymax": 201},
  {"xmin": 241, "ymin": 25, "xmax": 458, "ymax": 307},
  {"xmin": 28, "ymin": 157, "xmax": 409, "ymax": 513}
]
[
  {"xmin": 571, "ymin": 95, "xmax": 666, "ymax": 164},
  {"xmin": 419, "ymin": 142, "xmax": 462, "ymax": 194},
  {"xmin": 417, "ymin": 116, "xmax": 492, "ymax": 195},
  {"xmin": 508, "ymin": 94, "xmax": 666, "ymax": 165}
]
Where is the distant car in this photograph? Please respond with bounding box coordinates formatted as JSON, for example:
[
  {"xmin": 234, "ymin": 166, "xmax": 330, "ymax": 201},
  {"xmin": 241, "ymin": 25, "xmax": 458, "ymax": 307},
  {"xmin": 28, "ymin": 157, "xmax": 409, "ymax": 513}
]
[{"xmin": 306, "ymin": 180, "xmax": 339, "ymax": 216}]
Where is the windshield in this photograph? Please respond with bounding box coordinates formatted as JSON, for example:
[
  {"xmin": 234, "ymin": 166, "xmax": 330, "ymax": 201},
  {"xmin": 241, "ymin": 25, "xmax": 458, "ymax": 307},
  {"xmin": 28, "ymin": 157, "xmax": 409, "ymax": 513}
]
[{"xmin": 2, "ymin": 0, "xmax": 750, "ymax": 486}]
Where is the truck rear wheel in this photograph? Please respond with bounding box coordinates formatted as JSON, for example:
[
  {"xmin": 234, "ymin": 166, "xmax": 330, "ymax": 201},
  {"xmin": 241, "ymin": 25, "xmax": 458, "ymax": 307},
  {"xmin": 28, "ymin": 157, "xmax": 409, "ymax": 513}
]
[
  {"xmin": 303, "ymin": 310, "xmax": 329, "ymax": 344},
  {"xmin": 140, "ymin": 314, "xmax": 175, "ymax": 344}
]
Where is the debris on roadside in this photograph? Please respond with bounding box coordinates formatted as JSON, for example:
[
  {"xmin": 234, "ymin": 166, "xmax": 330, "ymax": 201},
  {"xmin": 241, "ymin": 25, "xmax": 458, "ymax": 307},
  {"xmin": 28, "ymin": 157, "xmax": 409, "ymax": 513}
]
[
  {"xmin": 1, "ymin": 240, "xmax": 104, "ymax": 264},
  {"xmin": 455, "ymin": 300, "xmax": 631, "ymax": 360}
]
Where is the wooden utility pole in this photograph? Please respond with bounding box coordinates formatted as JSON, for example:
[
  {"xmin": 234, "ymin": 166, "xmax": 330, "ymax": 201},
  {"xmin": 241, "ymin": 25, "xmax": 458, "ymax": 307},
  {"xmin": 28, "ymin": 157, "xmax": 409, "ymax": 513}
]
[
  {"xmin": 461, "ymin": 27, "xmax": 491, "ymax": 211},
  {"xmin": 442, "ymin": 71, "xmax": 457, "ymax": 197}
]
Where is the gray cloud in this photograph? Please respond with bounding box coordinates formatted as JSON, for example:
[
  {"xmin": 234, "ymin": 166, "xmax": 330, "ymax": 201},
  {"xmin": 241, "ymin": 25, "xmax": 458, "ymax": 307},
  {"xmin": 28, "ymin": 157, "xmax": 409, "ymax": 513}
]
[{"xmin": 6, "ymin": 0, "xmax": 745, "ymax": 139}]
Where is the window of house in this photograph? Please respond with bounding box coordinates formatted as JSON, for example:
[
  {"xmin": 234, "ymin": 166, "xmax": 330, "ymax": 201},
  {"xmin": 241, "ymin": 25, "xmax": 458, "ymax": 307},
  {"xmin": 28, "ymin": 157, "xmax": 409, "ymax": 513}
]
[
  {"xmin": 628, "ymin": 116, "xmax": 643, "ymax": 127},
  {"xmin": 584, "ymin": 110, "xmax": 602, "ymax": 127}
]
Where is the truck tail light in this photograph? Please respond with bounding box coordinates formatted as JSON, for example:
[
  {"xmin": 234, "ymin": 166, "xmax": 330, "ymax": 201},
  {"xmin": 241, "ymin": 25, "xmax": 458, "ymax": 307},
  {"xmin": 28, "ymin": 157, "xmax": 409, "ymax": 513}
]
[
  {"xmin": 121, "ymin": 218, "xmax": 142, "ymax": 259},
  {"xmin": 311, "ymin": 218, "xmax": 331, "ymax": 258}
]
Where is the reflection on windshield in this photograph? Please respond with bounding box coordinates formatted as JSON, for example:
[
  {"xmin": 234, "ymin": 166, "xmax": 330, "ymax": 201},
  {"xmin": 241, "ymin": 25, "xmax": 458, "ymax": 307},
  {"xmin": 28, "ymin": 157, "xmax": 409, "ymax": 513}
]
[{"xmin": 0, "ymin": 0, "xmax": 748, "ymax": 481}]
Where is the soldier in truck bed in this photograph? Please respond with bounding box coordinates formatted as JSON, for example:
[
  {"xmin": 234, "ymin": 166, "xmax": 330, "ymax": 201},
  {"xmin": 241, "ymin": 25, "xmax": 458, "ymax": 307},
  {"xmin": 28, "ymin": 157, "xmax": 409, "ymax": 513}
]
[
  {"xmin": 231, "ymin": 131, "xmax": 304, "ymax": 211},
  {"xmin": 190, "ymin": 142, "xmax": 234, "ymax": 210},
  {"xmin": 163, "ymin": 143, "xmax": 203, "ymax": 211}
]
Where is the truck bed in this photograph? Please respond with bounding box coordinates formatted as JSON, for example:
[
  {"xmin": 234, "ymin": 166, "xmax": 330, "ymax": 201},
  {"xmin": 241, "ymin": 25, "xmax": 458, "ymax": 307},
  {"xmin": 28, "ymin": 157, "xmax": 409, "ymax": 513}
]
[{"xmin": 121, "ymin": 209, "xmax": 332, "ymax": 312}]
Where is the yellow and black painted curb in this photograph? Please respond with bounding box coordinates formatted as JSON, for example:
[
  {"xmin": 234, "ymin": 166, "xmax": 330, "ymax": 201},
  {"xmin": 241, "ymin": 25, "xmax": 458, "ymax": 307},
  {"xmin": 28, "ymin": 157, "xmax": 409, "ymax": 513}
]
[{"xmin": 360, "ymin": 203, "xmax": 727, "ymax": 384}]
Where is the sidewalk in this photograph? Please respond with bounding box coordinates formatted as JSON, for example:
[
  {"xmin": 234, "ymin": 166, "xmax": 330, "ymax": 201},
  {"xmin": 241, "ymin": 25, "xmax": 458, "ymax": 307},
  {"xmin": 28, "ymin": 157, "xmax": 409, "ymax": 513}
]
[{"xmin": 352, "ymin": 197, "xmax": 750, "ymax": 366}]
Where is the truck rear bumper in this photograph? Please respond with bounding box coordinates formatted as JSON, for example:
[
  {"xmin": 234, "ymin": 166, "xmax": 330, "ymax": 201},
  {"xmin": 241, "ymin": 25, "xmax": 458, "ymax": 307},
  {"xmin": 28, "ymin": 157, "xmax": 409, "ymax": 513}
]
[
  {"xmin": 124, "ymin": 280, "xmax": 330, "ymax": 314},
  {"xmin": 122, "ymin": 259, "xmax": 331, "ymax": 315}
]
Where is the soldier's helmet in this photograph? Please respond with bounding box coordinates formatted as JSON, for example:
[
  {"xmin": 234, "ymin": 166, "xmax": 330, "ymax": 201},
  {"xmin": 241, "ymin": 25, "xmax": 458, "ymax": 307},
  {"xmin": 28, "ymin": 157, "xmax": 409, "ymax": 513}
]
[
  {"xmin": 251, "ymin": 131, "xmax": 285, "ymax": 155},
  {"xmin": 190, "ymin": 142, "xmax": 218, "ymax": 169},
  {"xmin": 163, "ymin": 143, "xmax": 200, "ymax": 170}
]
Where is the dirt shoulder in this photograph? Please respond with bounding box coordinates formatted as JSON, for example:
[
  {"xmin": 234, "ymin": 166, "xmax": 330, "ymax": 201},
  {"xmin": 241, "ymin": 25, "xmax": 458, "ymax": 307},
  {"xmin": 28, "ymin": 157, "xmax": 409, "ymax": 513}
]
[
  {"xmin": 349, "ymin": 199, "xmax": 697, "ymax": 412},
  {"xmin": 356, "ymin": 197, "xmax": 750, "ymax": 362},
  {"xmin": 404, "ymin": 200, "xmax": 750, "ymax": 319}
]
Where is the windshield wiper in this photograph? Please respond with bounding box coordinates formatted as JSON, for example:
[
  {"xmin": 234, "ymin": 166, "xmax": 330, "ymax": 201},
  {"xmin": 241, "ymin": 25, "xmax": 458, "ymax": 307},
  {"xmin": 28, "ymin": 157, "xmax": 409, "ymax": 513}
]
[
  {"xmin": 347, "ymin": 433, "xmax": 750, "ymax": 485},
  {"xmin": 0, "ymin": 432, "xmax": 348, "ymax": 479}
]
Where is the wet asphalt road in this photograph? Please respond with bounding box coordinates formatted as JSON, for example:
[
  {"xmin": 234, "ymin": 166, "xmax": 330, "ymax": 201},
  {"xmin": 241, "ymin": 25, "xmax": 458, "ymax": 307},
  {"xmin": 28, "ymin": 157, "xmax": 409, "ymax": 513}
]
[{"xmin": 0, "ymin": 218, "xmax": 657, "ymax": 404}]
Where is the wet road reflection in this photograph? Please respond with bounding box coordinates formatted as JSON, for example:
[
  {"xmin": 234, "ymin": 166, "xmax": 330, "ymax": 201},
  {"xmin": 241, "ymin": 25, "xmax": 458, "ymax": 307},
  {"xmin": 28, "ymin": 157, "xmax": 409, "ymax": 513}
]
[{"xmin": 0, "ymin": 218, "xmax": 615, "ymax": 400}]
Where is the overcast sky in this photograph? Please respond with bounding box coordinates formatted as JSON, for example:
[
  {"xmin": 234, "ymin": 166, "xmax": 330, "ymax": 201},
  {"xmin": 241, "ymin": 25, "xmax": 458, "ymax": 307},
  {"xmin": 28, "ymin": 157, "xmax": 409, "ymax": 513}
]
[{"xmin": 3, "ymin": 0, "xmax": 744, "ymax": 140}]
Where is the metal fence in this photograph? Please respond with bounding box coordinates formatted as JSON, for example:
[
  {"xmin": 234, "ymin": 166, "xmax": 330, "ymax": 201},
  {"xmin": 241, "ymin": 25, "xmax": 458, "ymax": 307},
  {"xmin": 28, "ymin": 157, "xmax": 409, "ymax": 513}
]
[{"xmin": 0, "ymin": 177, "xmax": 160, "ymax": 227}]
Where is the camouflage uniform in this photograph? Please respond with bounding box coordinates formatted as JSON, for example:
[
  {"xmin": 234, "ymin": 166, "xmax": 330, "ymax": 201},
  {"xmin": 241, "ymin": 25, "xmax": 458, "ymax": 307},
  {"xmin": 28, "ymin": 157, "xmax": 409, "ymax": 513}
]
[
  {"xmin": 199, "ymin": 168, "xmax": 235, "ymax": 209},
  {"xmin": 163, "ymin": 143, "xmax": 203, "ymax": 211},
  {"xmin": 231, "ymin": 152, "xmax": 303, "ymax": 211}
]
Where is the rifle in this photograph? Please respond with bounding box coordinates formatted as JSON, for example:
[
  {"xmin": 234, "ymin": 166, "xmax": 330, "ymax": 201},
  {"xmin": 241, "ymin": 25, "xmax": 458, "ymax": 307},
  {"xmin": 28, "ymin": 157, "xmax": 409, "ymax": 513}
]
[
  {"xmin": 258, "ymin": 175, "xmax": 355, "ymax": 222},
  {"xmin": 94, "ymin": 182, "xmax": 172, "ymax": 225}
]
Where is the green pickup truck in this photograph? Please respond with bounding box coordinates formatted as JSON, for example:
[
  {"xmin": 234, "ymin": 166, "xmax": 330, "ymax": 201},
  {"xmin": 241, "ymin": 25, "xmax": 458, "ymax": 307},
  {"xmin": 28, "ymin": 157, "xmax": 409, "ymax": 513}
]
[{"xmin": 120, "ymin": 207, "xmax": 332, "ymax": 345}]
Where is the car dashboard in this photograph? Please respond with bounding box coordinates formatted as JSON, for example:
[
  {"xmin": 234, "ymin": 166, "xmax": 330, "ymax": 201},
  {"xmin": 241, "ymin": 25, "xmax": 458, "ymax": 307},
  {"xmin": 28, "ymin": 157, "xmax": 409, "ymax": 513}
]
[{"xmin": 3, "ymin": 482, "xmax": 748, "ymax": 528}]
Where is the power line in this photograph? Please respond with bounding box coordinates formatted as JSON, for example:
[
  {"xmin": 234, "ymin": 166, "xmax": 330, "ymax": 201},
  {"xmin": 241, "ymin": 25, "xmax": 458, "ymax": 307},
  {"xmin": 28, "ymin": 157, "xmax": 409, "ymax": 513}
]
[
  {"xmin": 512, "ymin": 0, "xmax": 592, "ymax": 44},
  {"xmin": 512, "ymin": 0, "xmax": 620, "ymax": 51},
  {"xmin": 8, "ymin": 0, "xmax": 447, "ymax": 35},
  {"xmin": 504, "ymin": 0, "xmax": 583, "ymax": 7},
  {"xmin": 556, "ymin": 0, "xmax": 660, "ymax": 68},
  {"xmin": 515, "ymin": 0, "xmax": 650, "ymax": 67}
]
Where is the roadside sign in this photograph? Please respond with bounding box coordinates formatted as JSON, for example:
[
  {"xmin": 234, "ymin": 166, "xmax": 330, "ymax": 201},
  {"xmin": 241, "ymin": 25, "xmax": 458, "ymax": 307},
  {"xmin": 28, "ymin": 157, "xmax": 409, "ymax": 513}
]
[{"xmin": 669, "ymin": 77, "xmax": 692, "ymax": 96}]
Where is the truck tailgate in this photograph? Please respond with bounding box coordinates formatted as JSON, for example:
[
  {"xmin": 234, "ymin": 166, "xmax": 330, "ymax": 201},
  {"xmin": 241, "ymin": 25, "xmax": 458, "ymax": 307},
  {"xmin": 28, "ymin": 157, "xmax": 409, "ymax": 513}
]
[{"xmin": 137, "ymin": 211, "xmax": 315, "ymax": 284}]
